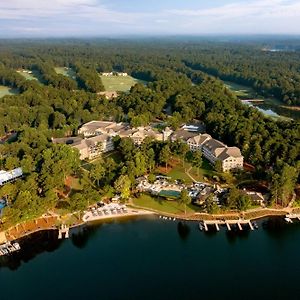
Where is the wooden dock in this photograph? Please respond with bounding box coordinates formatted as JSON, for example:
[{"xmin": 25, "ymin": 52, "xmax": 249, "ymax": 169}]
[
  {"xmin": 202, "ymin": 219, "xmax": 255, "ymax": 232},
  {"xmin": 248, "ymin": 221, "xmax": 254, "ymax": 231},
  {"xmin": 225, "ymin": 222, "xmax": 231, "ymax": 231},
  {"xmin": 58, "ymin": 224, "xmax": 70, "ymax": 239},
  {"xmin": 237, "ymin": 222, "xmax": 243, "ymax": 231}
]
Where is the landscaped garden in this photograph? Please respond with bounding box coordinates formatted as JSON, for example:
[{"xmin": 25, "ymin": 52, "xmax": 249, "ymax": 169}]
[{"xmin": 156, "ymin": 157, "xmax": 217, "ymax": 184}]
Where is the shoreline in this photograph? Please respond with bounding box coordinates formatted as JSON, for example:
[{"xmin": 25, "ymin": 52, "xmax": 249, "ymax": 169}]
[{"xmin": 0, "ymin": 205, "xmax": 298, "ymax": 245}]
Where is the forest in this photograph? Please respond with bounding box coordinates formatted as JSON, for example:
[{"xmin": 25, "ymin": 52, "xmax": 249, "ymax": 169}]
[{"xmin": 0, "ymin": 38, "xmax": 299, "ymax": 226}]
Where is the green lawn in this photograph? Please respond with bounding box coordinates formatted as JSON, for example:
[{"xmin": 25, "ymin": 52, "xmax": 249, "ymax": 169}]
[
  {"xmin": 54, "ymin": 67, "xmax": 77, "ymax": 79},
  {"xmin": 158, "ymin": 157, "xmax": 216, "ymax": 184},
  {"xmin": 223, "ymin": 81, "xmax": 257, "ymax": 98},
  {"xmin": 132, "ymin": 193, "xmax": 199, "ymax": 215},
  {"xmin": 100, "ymin": 75, "xmax": 146, "ymax": 92},
  {"xmin": 0, "ymin": 85, "xmax": 19, "ymax": 98},
  {"xmin": 18, "ymin": 70, "xmax": 43, "ymax": 82},
  {"xmin": 166, "ymin": 164, "xmax": 194, "ymax": 184}
]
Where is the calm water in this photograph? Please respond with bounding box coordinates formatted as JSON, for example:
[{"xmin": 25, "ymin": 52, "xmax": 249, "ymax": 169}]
[{"xmin": 1, "ymin": 217, "xmax": 300, "ymax": 300}]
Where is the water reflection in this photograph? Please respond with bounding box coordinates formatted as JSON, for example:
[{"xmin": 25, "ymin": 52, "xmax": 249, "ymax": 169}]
[
  {"xmin": 225, "ymin": 225, "xmax": 251, "ymax": 244},
  {"xmin": 177, "ymin": 221, "xmax": 190, "ymax": 241},
  {"xmin": 0, "ymin": 230, "xmax": 62, "ymax": 271},
  {"xmin": 262, "ymin": 217, "xmax": 300, "ymax": 241},
  {"xmin": 71, "ymin": 225, "xmax": 99, "ymax": 249}
]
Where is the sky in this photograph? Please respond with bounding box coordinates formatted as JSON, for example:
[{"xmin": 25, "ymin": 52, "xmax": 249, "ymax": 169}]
[{"xmin": 0, "ymin": 0, "xmax": 300, "ymax": 37}]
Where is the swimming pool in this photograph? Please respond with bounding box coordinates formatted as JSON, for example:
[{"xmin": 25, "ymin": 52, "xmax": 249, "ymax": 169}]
[{"xmin": 158, "ymin": 190, "xmax": 181, "ymax": 199}]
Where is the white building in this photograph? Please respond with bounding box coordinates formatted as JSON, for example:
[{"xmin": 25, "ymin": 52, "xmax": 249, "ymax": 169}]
[
  {"xmin": 0, "ymin": 168, "xmax": 23, "ymax": 186},
  {"xmin": 202, "ymin": 139, "xmax": 243, "ymax": 172}
]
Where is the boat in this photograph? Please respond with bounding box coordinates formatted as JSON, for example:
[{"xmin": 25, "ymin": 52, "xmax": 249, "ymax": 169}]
[{"xmin": 198, "ymin": 222, "xmax": 203, "ymax": 231}]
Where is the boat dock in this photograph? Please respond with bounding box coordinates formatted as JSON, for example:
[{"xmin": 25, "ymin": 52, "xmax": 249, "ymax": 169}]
[
  {"xmin": 285, "ymin": 213, "xmax": 300, "ymax": 221},
  {"xmin": 283, "ymin": 213, "xmax": 300, "ymax": 224},
  {"xmin": 58, "ymin": 224, "xmax": 69, "ymax": 239},
  {"xmin": 200, "ymin": 219, "xmax": 256, "ymax": 232},
  {"xmin": 0, "ymin": 242, "xmax": 21, "ymax": 256}
]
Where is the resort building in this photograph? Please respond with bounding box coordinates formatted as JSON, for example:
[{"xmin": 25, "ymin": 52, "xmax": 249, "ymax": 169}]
[
  {"xmin": 52, "ymin": 135, "xmax": 114, "ymax": 160},
  {"xmin": 168, "ymin": 125, "xmax": 243, "ymax": 172},
  {"xmin": 202, "ymin": 139, "xmax": 243, "ymax": 172},
  {"xmin": 77, "ymin": 121, "xmax": 126, "ymax": 137},
  {"xmin": 127, "ymin": 127, "xmax": 163, "ymax": 145},
  {"xmin": 186, "ymin": 134, "xmax": 212, "ymax": 151},
  {"xmin": 0, "ymin": 168, "xmax": 23, "ymax": 186},
  {"xmin": 58, "ymin": 120, "xmax": 243, "ymax": 170}
]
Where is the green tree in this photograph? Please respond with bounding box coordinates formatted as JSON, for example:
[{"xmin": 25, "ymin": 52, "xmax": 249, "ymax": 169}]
[
  {"xmin": 114, "ymin": 175, "xmax": 131, "ymax": 199},
  {"xmin": 90, "ymin": 161, "xmax": 106, "ymax": 187},
  {"xmin": 236, "ymin": 194, "xmax": 251, "ymax": 211},
  {"xmin": 192, "ymin": 150, "xmax": 203, "ymax": 176},
  {"xmin": 177, "ymin": 142, "xmax": 189, "ymax": 168},
  {"xmin": 178, "ymin": 189, "xmax": 191, "ymax": 215},
  {"xmin": 214, "ymin": 160, "xmax": 223, "ymax": 173},
  {"xmin": 159, "ymin": 145, "xmax": 171, "ymax": 172},
  {"xmin": 280, "ymin": 164, "xmax": 298, "ymax": 206},
  {"xmin": 205, "ymin": 194, "xmax": 219, "ymax": 214}
]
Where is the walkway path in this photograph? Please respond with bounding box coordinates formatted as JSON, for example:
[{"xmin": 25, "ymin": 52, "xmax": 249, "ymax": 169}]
[{"xmin": 185, "ymin": 166, "xmax": 197, "ymax": 183}]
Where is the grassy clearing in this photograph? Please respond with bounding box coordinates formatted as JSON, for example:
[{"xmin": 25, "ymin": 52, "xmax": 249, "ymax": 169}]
[
  {"xmin": 100, "ymin": 75, "xmax": 146, "ymax": 92},
  {"xmin": 0, "ymin": 85, "xmax": 19, "ymax": 98},
  {"xmin": 157, "ymin": 157, "xmax": 217, "ymax": 184},
  {"xmin": 18, "ymin": 70, "xmax": 43, "ymax": 82},
  {"xmin": 223, "ymin": 81, "xmax": 256, "ymax": 98},
  {"xmin": 54, "ymin": 67, "xmax": 76, "ymax": 79},
  {"xmin": 132, "ymin": 193, "xmax": 199, "ymax": 215}
]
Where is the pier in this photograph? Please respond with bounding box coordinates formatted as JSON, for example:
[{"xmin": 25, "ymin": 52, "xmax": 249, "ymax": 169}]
[
  {"xmin": 225, "ymin": 222, "xmax": 231, "ymax": 231},
  {"xmin": 248, "ymin": 221, "xmax": 254, "ymax": 231},
  {"xmin": 283, "ymin": 213, "xmax": 300, "ymax": 224},
  {"xmin": 0, "ymin": 242, "xmax": 21, "ymax": 256},
  {"xmin": 201, "ymin": 219, "xmax": 255, "ymax": 232},
  {"xmin": 58, "ymin": 224, "xmax": 69, "ymax": 239},
  {"xmin": 285, "ymin": 213, "xmax": 300, "ymax": 221}
]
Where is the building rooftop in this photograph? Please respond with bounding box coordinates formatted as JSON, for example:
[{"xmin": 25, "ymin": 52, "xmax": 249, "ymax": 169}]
[
  {"xmin": 218, "ymin": 147, "xmax": 242, "ymax": 160},
  {"xmin": 171, "ymin": 129, "xmax": 198, "ymax": 141},
  {"xmin": 0, "ymin": 168, "xmax": 23, "ymax": 186}
]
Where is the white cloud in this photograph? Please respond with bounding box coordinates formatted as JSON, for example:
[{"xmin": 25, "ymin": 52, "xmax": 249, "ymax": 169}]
[
  {"xmin": 168, "ymin": 0, "xmax": 300, "ymax": 19},
  {"xmin": 0, "ymin": 0, "xmax": 299, "ymax": 36}
]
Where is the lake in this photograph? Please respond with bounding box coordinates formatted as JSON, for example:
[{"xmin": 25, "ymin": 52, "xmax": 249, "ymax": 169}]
[
  {"xmin": 1, "ymin": 217, "xmax": 300, "ymax": 300},
  {"xmin": 223, "ymin": 81, "xmax": 300, "ymax": 120}
]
